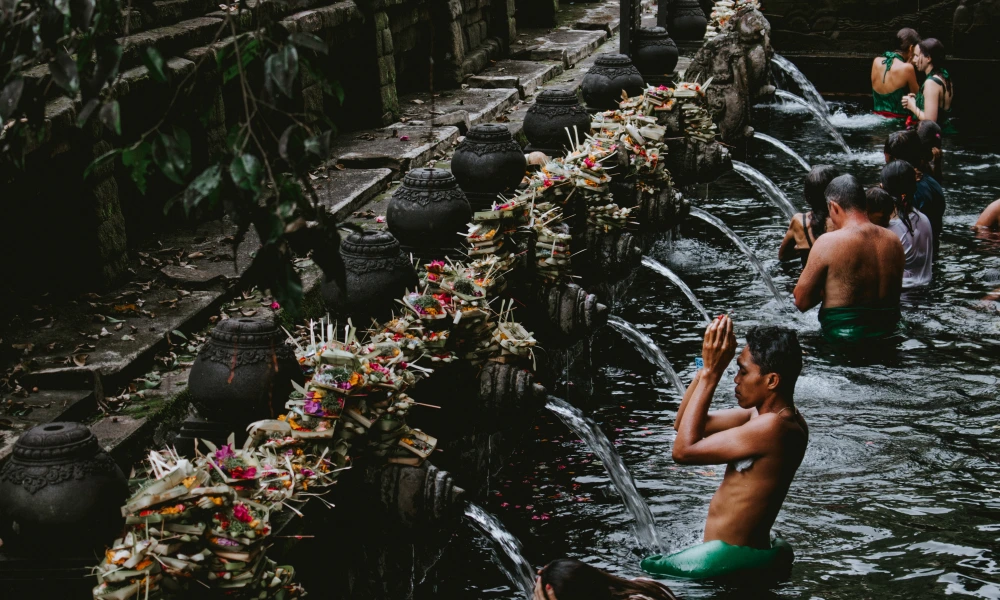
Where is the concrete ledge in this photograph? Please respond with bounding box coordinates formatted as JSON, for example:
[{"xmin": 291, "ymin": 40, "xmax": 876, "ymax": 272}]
[
  {"xmin": 522, "ymin": 29, "xmax": 607, "ymax": 68},
  {"xmin": 315, "ymin": 168, "xmax": 394, "ymax": 220},
  {"xmin": 331, "ymin": 126, "xmax": 460, "ymax": 176},
  {"xmin": 467, "ymin": 60, "xmax": 563, "ymax": 99},
  {"xmin": 391, "ymin": 88, "xmax": 520, "ymax": 133}
]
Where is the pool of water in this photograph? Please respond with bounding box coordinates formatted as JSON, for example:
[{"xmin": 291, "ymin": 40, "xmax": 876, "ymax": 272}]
[{"xmin": 429, "ymin": 104, "xmax": 1000, "ymax": 599}]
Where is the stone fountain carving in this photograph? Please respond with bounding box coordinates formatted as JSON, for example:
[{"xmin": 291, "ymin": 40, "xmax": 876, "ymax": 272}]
[{"xmin": 686, "ymin": 4, "xmax": 775, "ymax": 144}]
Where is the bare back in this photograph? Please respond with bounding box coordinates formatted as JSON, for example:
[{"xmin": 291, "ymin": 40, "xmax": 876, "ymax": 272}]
[{"xmin": 871, "ymin": 55, "xmax": 918, "ymax": 95}]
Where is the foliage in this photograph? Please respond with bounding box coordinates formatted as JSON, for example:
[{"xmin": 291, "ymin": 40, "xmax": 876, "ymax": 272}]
[{"xmin": 0, "ymin": 0, "xmax": 348, "ymax": 315}]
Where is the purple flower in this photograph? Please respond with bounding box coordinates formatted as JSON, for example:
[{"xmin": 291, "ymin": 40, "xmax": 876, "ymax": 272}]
[
  {"xmin": 304, "ymin": 399, "xmax": 323, "ymax": 415},
  {"xmin": 214, "ymin": 444, "xmax": 236, "ymax": 461}
]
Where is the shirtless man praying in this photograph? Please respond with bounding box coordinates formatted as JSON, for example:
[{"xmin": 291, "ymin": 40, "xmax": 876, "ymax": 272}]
[{"xmin": 641, "ymin": 316, "xmax": 807, "ymax": 580}]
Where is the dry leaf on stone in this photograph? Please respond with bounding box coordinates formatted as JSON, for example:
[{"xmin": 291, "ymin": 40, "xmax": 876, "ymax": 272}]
[
  {"xmin": 114, "ymin": 323, "xmax": 124, "ymax": 331},
  {"xmin": 99, "ymin": 327, "xmax": 111, "ymax": 338},
  {"xmin": 411, "ymin": 99, "xmax": 424, "ymax": 104},
  {"xmin": 240, "ymin": 308, "xmax": 258, "ymax": 317},
  {"xmin": 187, "ymin": 252, "xmax": 206, "ymax": 259},
  {"xmin": 121, "ymin": 335, "xmax": 135, "ymax": 341},
  {"xmin": 72, "ymin": 354, "xmax": 88, "ymax": 366},
  {"xmin": 92, "ymin": 314, "xmax": 106, "ymax": 323},
  {"xmin": 177, "ymin": 289, "xmax": 191, "ymax": 297}
]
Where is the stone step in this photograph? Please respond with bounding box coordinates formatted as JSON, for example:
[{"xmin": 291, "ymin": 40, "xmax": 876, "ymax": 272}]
[
  {"xmin": 574, "ymin": 3, "xmax": 623, "ymax": 36},
  {"xmin": 118, "ymin": 16, "xmax": 224, "ymax": 67},
  {"xmin": 330, "ymin": 125, "xmax": 460, "ymax": 176},
  {"xmin": 390, "ymin": 87, "xmax": 520, "ymax": 133},
  {"xmin": 466, "ymin": 60, "xmax": 563, "ymax": 99},
  {"xmin": 515, "ymin": 29, "xmax": 608, "ymax": 68},
  {"xmin": 313, "ymin": 168, "xmax": 394, "ymax": 221}
]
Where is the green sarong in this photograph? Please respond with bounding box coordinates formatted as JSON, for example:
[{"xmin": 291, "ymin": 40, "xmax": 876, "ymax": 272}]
[
  {"xmin": 641, "ymin": 538, "xmax": 793, "ymax": 580},
  {"xmin": 818, "ymin": 306, "xmax": 901, "ymax": 342}
]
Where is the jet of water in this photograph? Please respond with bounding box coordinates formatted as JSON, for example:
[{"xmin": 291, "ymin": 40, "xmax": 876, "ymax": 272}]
[
  {"xmin": 775, "ymin": 90, "xmax": 852, "ymax": 155},
  {"xmin": 465, "ymin": 503, "xmax": 536, "ymax": 600},
  {"xmin": 753, "ymin": 132, "xmax": 812, "ymax": 172},
  {"xmin": 641, "ymin": 257, "xmax": 712, "ymax": 325},
  {"xmin": 545, "ymin": 397, "xmax": 664, "ymax": 553},
  {"xmin": 688, "ymin": 207, "xmax": 787, "ymax": 306},
  {"xmin": 607, "ymin": 316, "xmax": 686, "ymax": 397},
  {"xmin": 772, "ymin": 54, "xmax": 828, "ymax": 114},
  {"xmin": 732, "ymin": 160, "xmax": 799, "ymax": 219}
]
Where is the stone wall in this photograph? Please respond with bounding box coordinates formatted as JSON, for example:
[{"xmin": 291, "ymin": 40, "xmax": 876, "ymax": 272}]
[{"xmin": 0, "ymin": 0, "xmax": 517, "ymax": 300}]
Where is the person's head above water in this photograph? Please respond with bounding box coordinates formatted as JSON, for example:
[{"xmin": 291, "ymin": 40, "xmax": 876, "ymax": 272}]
[
  {"xmin": 881, "ymin": 160, "xmax": 918, "ymax": 234},
  {"xmin": 894, "ymin": 27, "xmax": 921, "ymax": 60},
  {"xmin": 917, "ymin": 120, "xmax": 943, "ymax": 172},
  {"xmin": 803, "ymin": 165, "xmax": 840, "ymax": 236},
  {"xmin": 825, "ymin": 174, "xmax": 867, "ymax": 227},
  {"xmin": 884, "ymin": 129, "xmax": 922, "ymax": 165},
  {"xmin": 535, "ymin": 559, "xmax": 677, "ymax": 600},
  {"xmin": 865, "ymin": 186, "xmax": 895, "ymax": 228},
  {"xmin": 735, "ymin": 326, "xmax": 802, "ymax": 407},
  {"xmin": 914, "ymin": 38, "xmax": 946, "ymax": 76}
]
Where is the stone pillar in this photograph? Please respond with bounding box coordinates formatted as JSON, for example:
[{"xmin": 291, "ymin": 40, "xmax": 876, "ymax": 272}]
[
  {"xmin": 374, "ymin": 10, "xmax": 400, "ymax": 125},
  {"xmin": 80, "ymin": 138, "xmax": 129, "ymax": 288}
]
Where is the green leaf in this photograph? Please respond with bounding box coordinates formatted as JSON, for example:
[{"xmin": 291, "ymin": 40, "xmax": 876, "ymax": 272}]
[
  {"xmin": 76, "ymin": 98, "xmax": 100, "ymax": 127},
  {"xmin": 83, "ymin": 148, "xmax": 122, "ymax": 180},
  {"xmin": 230, "ymin": 153, "xmax": 262, "ymax": 194},
  {"xmin": 330, "ymin": 79, "xmax": 345, "ymax": 106},
  {"xmin": 304, "ymin": 131, "xmax": 331, "ymax": 159},
  {"xmin": 180, "ymin": 164, "xmax": 223, "ymax": 216},
  {"xmin": 278, "ymin": 125, "xmax": 306, "ymax": 167},
  {"xmin": 1, "ymin": 77, "xmax": 25, "ymax": 121},
  {"xmin": 170, "ymin": 329, "xmax": 188, "ymax": 340},
  {"xmin": 289, "ymin": 33, "xmax": 328, "ymax": 55},
  {"xmin": 152, "ymin": 130, "xmax": 192, "ymax": 184},
  {"xmin": 265, "ymin": 44, "xmax": 298, "ymax": 98},
  {"xmin": 226, "ymin": 125, "xmax": 250, "ymax": 153},
  {"xmin": 142, "ymin": 47, "xmax": 168, "ymax": 83},
  {"xmin": 222, "ymin": 37, "xmax": 260, "ymax": 84},
  {"xmin": 270, "ymin": 257, "xmax": 303, "ymax": 317},
  {"xmin": 98, "ymin": 100, "xmax": 121, "ymax": 135},
  {"xmin": 50, "ymin": 50, "xmax": 80, "ymax": 93},
  {"xmin": 122, "ymin": 142, "xmax": 153, "ymax": 194}
]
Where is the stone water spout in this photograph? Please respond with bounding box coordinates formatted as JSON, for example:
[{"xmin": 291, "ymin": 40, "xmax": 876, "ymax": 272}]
[
  {"xmin": 369, "ymin": 461, "xmax": 465, "ymax": 528},
  {"xmin": 542, "ymin": 282, "xmax": 609, "ymax": 337}
]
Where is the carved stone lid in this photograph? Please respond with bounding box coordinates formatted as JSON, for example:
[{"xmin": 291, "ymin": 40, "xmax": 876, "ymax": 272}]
[
  {"xmin": 342, "ymin": 230, "xmax": 402, "ymax": 258},
  {"xmin": 639, "ymin": 26, "xmax": 676, "ymax": 42},
  {"xmin": 534, "ymin": 88, "xmax": 581, "ymax": 106},
  {"xmin": 13, "ymin": 422, "xmax": 99, "ymax": 462},
  {"xmin": 401, "ymin": 168, "xmax": 461, "ymax": 191},
  {"xmin": 463, "ymin": 123, "xmax": 514, "ymax": 143},
  {"xmin": 209, "ymin": 317, "xmax": 280, "ymax": 344},
  {"xmin": 594, "ymin": 53, "xmax": 636, "ymax": 67}
]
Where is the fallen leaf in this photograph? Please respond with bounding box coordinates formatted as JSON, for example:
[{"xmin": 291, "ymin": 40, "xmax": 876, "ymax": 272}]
[
  {"xmin": 99, "ymin": 327, "xmax": 112, "ymax": 338},
  {"xmin": 240, "ymin": 308, "xmax": 258, "ymax": 317},
  {"xmin": 121, "ymin": 335, "xmax": 135, "ymax": 341},
  {"xmin": 411, "ymin": 99, "xmax": 424, "ymax": 104},
  {"xmin": 187, "ymin": 251, "xmax": 206, "ymax": 259},
  {"xmin": 114, "ymin": 323, "xmax": 124, "ymax": 331},
  {"xmin": 334, "ymin": 163, "xmax": 346, "ymax": 170},
  {"xmin": 73, "ymin": 354, "xmax": 88, "ymax": 366},
  {"xmin": 177, "ymin": 289, "xmax": 191, "ymax": 297},
  {"xmin": 114, "ymin": 304, "xmax": 137, "ymax": 313},
  {"xmin": 92, "ymin": 314, "xmax": 107, "ymax": 323},
  {"xmin": 171, "ymin": 329, "xmax": 188, "ymax": 341}
]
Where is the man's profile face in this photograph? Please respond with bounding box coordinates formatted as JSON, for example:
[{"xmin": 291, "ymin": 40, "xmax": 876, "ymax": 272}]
[{"xmin": 734, "ymin": 347, "xmax": 768, "ymax": 408}]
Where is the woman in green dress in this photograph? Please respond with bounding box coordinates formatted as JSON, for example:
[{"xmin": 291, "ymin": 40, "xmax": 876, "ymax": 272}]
[
  {"xmin": 870, "ymin": 28, "xmax": 920, "ymax": 119},
  {"xmin": 902, "ymin": 38, "xmax": 955, "ymax": 131}
]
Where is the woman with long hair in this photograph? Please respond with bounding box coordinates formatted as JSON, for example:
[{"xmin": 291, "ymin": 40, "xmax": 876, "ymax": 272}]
[
  {"xmin": 917, "ymin": 120, "xmax": 944, "ymax": 181},
  {"xmin": 871, "ymin": 28, "xmax": 921, "ymax": 119},
  {"xmin": 882, "ymin": 160, "xmax": 934, "ymax": 288},
  {"xmin": 901, "ymin": 38, "xmax": 955, "ymax": 131},
  {"xmin": 534, "ymin": 559, "xmax": 677, "ymax": 600},
  {"xmin": 779, "ymin": 165, "xmax": 840, "ymax": 264}
]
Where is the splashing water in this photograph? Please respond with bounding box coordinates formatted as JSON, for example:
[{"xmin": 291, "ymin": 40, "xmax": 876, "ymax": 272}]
[
  {"xmin": 688, "ymin": 207, "xmax": 787, "ymax": 306},
  {"xmin": 545, "ymin": 397, "xmax": 664, "ymax": 553},
  {"xmin": 732, "ymin": 160, "xmax": 799, "ymax": 219},
  {"xmin": 753, "ymin": 132, "xmax": 812, "ymax": 172},
  {"xmin": 641, "ymin": 257, "xmax": 712, "ymax": 324},
  {"xmin": 465, "ymin": 503, "xmax": 536, "ymax": 600},
  {"xmin": 775, "ymin": 90, "xmax": 852, "ymax": 155},
  {"xmin": 772, "ymin": 54, "xmax": 828, "ymax": 114},
  {"xmin": 607, "ymin": 316, "xmax": 686, "ymax": 397}
]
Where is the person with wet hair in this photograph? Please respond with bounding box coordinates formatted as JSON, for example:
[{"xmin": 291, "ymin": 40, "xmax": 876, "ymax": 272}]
[
  {"xmin": 534, "ymin": 559, "xmax": 677, "ymax": 600},
  {"xmin": 974, "ymin": 199, "xmax": 1000, "ymax": 233},
  {"xmin": 917, "ymin": 120, "xmax": 944, "ymax": 181},
  {"xmin": 865, "ymin": 187, "xmax": 895, "ymax": 228},
  {"xmin": 901, "ymin": 38, "xmax": 954, "ymax": 131},
  {"xmin": 640, "ymin": 317, "xmax": 806, "ymax": 580},
  {"xmin": 778, "ymin": 165, "xmax": 840, "ymax": 264},
  {"xmin": 884, "ymin": 129, "xmax": 945, "ymax": 254},
  {"xmin": 793, "ymin": 174, "xmax": 904, "ymax": 341},
  {"xmin": 882, "ymin": 160, "xmax": 934, "ymax": 288},
  {"xmin": 871, "ymin": 28, "xmax": 921, "ymax": 119}
]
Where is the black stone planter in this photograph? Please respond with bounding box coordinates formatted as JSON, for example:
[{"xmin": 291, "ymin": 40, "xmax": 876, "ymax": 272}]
[
  {"xmin": 523, "ymin": 88, "xmax": 592, "ymax": 156},
  {"xmin": 387, "ymin": 168, "xmax": 472, "ymax": 258},
  {"xmin": 188, "ymin": 317, "xmax": 303, "ymax": 431},
  {"xmin": 451, "ymin": 124, "xmax": 527, "ymax": 212},
  {"xmin": 635, "ymin": 27, "xmax": 679, "ymax": 82},
  {"xmin": 0, "ymin": 422, "xmax": 127, "ymax": 557},
  {"xmin": 322, "ymin": 229, "xmax": 418, "ymax": 323},
  {"xmin": 581, "ymin": 54, "xmax": 646, "ymax": 111},
  {"xmin": 669, "ymin": 0, "xmax": 708, "ymax": 41}
]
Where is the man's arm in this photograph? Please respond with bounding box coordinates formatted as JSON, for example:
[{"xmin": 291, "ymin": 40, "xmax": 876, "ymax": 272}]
[
  {"xmin": 793, "ymin": 236, "xmax": 831, "ymax": 311},
  {"xmin": 674, "ymin": 369, "xmax": 752, "ymax": 435},
  {"xmin": 673, "ymin": 415, "xmax": 778, "ymax": 465},
  {"xmin": 975, "ymin": 199, "xmax": 1000, "ymax": 230}
]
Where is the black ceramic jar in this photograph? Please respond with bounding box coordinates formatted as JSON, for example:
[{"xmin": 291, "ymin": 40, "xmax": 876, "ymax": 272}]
[
  {"xmin": 322, "ymin": 230, "xmax": 418, "ymax": 323},
  {"xmin": 188, "ymin": 317, "xmax": 303, "ymax": 424},
  {"xmin": 669, "ymin": 0, "xmax": 708, "ymax": 40},
  {"xmin": 523, "ymin": 88, "xmax": 592, "ymax": 155},
  {"xmin": 0, "ymin": 422, "xmax": 127, "ymax": 557},
  {"xmin": 451, "ymin": 124, "xmax": 527, "ymax": 212},
  {"xmin": 635, "ymin": 27, "xmax": 680, "ymax": 78},
  {"xmin": 581, "ymin": 54, "xmax": 646, "ymax": 111},
  {"xmin": 387, "ymin": 168, "xmax": 472, "ymax": 254}
]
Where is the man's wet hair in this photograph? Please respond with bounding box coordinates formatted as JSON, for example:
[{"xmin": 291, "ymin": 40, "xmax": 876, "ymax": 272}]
[
  {"xmin": 884, "ymin": 130, "xmax": 922, "ymax": 165},
  {"xmin": 824, "ymin": 174, "xmax": 865, "ymax": 212},
  {"xmin": 746, "ymin": 326, "xmax": 802, "ymax": 394},
  {"xmin": 865, "ymin": 186, "xmax": 895, "ymax": 218}
]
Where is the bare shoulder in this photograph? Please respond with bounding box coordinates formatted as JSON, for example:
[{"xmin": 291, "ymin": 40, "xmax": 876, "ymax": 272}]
[{"xmin": 977, "ymin": 199, "xmax": 1000, "ymax": 228}]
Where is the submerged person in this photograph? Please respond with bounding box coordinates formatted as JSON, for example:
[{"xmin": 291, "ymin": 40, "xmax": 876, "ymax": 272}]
[
  {"xmin": 642, "ymin": 317, "xmax": 807, "ymax": 580},
  {"xmin": 866, "ymin": 186, "xmax": 895, "ymax": 228},
  {"xmin": 917, "ymin": 120, "xmax": 944, "ymax": 181},
  {"xmin": 535, "ymin": 559, "xmax": 677, "ymax": 600},
  {"xmin": 779, "ymin": 165, "xmax": 840, "ymax": 265},
  {"xmin": 884, "ymin": 129, "xmax": 945, "ymax": 254},
  {"xmin": 974, "ymin": 199, "xmax": 1000, "ymax": 234},
  {"xmin": 793, "ymin": 174, "xmax": 904, "ymax": 341},
  {"xmin": 882, "ymin": 160, "xmax": 934, "ymax": 288},
  {"xmin": 901, "ymin": 38, "xmax": 955, "ymax": 131},
  {"xmin": 871, "ymin": 28, "xmax": 921, "ymax": 119}
]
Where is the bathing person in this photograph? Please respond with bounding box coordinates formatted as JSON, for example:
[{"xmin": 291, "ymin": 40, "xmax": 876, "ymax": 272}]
[
  {"xmin": 793, "ymin": 175, "xmax": 904, "ymax": 341},
  {"xmin": 866, "ymin": 187, "xmax": 895, "ymax": 228},
  {"xmin": 779, "ymin": 165, "xmax": 840, "ymax": 264},
  {"xmin": 917, "ymin": 120, "xmax": 944, "ymax": 181},
  {"xmin": 901, "ymin": 38, "xmax": 954, "ymax": 130},
  {"xmin": 641, "ymin": 317, "xmax": 806, "ymax": 579},
  {"xmin": 535, "ymin": 559, "xmax": 678, "ymax": 600},
  {"xmin": 871, "ymin": 28, "xmax": 921, "ymax": 118},
  {"xmin": 974, "ymin": 199, "xmax": 1000, "ymax": 232},
  {"xmin": 884, "ymin": 130, "xmax": 945, "ymax": 254},
  {"xmin": 882, "ymin": 161, "xmax": 934, "ymax": 289}
]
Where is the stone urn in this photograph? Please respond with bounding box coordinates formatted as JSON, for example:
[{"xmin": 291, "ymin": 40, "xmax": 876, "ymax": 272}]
[
  {"xmin": 669, "ymin": 0, "xmax": 708, "ymax": 40},
  {"xmin": 322, "ymin": 230, "xmax": 417, "ymax": 323},
  {"xmin": 387, "ymin": 168, "xmax": 472, "ymax": 256},
  {"xmin": 581, "ymin": 54, "xmax": 646, "ymax": 111},
  {"xmin": 188, "ymin": 317, "xmax": 303, "ymax": 425},
  {"xmin": 635, "ymin": 27, "xmax": 679, "ymax": 79},
  {"xmin": 0, "ymin": 422, "xmax": 127, "ymax": 557},
  {"xmin": 523, "ymin": 88, "xmax": 592, "ymax": 156},
  {"xmin": 451, "ymin": 124, "xmax": 527, "ymax": 212}
]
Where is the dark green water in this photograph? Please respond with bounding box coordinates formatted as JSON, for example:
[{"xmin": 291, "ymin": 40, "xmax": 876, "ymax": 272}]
[{"xmin": 432, "ymin": 104, "xmax": 1000, "ymax": 599}]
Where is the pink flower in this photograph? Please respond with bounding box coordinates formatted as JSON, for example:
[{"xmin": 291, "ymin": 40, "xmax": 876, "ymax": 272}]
[
  {"xmin": 399, "ymin": 135, "xmax": 410, "ymax": 141},
  {"xmin": 271, "ymin": 301, "xmax": 280, "ymax": 310},
  {"xmin": 214, "ymin": 444, "xmax": 236, "ymax": 462},
  {"xmin": 375, "ymin": 216, "xmax": 386, "ymax": 223},
  {"xmin": 232, "ymin": 503, "xmax": 253, "ymax": 523},
  {"xmin": 583, "ymin": 158, "xmax": 595, "ymax": 168}
]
